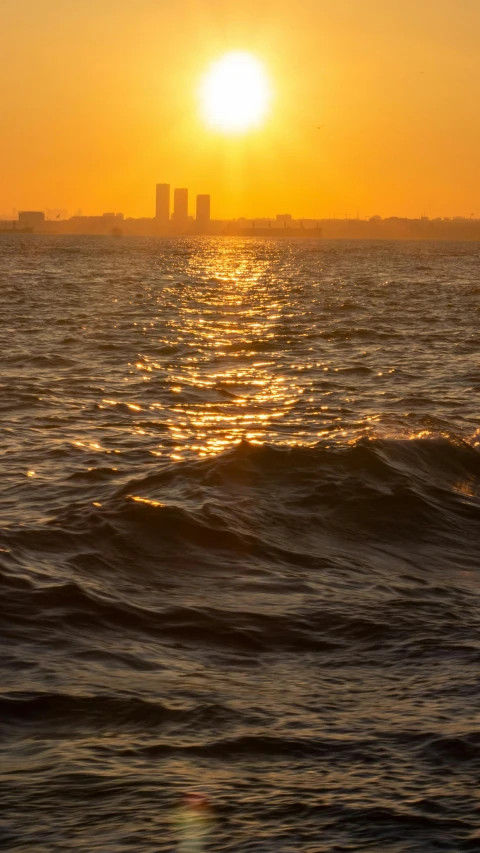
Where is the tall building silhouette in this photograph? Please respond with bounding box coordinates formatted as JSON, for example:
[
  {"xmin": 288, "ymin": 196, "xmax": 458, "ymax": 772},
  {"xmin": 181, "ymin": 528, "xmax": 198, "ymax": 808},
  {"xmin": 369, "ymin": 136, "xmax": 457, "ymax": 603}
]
[
  {"xmin": 173, "ymin": 188, "xmax": 188, "ymax": 226},
  {"xmin": 156, "ymin": 184, "xmax": 170, "ymax": 222},
  {"xmin": 196, "ymin": 194, "xmax": 211, "ymax": 225}
]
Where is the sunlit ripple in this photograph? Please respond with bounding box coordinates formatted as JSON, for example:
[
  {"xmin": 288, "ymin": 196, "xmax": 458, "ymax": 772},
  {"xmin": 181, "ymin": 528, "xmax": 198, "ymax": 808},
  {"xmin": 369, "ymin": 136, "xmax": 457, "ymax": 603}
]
[
  {"xmin": 119, "ymin": 241, "xmax": 319, "ymax": 458},
  {"xmin": 3, "ymin": 237, "xmax": 478, "ymax": 495},
  {"xmin": 59, "ymin": 238, "xmax": 468, "ymax": 463}
]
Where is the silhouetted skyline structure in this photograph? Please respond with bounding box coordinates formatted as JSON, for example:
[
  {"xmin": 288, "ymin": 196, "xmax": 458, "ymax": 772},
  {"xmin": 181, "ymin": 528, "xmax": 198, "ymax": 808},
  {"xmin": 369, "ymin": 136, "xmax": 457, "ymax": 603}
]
[
  {"xmin": 1, "ymin": 182, "xmax": 480, "ymax": 240},
  {"xmin": 18, "ymin": 211, "xmax": 45, "ymax": 229},
  {"xmin": 155, "ymin": 184, "xmax": 170, "ymax": 222},
  {"xmin": 173, "ymin": 188, "xmax": 189, "ymax": 226}
]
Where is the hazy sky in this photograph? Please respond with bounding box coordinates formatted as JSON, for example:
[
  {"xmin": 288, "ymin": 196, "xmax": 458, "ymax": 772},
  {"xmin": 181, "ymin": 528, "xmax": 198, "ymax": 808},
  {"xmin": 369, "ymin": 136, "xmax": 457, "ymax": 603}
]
[{"xmin": 2, "ymin": 0, "xmax": 480, "ymax": 219}]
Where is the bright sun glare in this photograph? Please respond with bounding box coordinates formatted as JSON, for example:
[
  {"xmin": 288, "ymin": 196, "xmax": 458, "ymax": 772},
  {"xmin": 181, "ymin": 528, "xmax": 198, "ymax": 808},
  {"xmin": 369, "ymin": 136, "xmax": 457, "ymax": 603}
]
[{"xmin": 200, "ymin": 52, "xmax": 271, "ymax": 134}]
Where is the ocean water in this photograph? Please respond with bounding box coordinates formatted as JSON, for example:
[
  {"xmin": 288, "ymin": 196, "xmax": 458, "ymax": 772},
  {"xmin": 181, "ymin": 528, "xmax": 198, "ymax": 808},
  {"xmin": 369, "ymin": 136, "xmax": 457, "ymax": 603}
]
[{"xmin": 1, "ymin": 235, "xmax": 479, "ymax": 853}]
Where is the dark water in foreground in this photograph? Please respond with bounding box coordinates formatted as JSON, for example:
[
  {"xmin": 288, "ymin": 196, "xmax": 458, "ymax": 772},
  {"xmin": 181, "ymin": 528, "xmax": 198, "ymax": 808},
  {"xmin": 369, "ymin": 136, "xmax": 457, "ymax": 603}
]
[{"xmin": 1, "ymin": 236, "xmax": 480, "ymax": 852}]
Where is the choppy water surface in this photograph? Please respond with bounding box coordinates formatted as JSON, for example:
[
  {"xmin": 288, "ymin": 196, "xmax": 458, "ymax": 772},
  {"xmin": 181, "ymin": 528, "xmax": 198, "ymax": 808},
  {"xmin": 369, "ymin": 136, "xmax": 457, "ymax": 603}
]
[{"xmin": 1, "ymin": 236, "xmax": 479, "ymax": 852}]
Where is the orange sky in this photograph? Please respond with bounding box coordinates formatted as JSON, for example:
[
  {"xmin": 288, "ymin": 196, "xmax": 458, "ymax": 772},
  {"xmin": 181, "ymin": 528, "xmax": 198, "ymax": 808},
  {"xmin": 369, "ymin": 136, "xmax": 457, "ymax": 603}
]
[{"xmin": 1, "ymin": 0, "xmax": 480, "ymax": 220}]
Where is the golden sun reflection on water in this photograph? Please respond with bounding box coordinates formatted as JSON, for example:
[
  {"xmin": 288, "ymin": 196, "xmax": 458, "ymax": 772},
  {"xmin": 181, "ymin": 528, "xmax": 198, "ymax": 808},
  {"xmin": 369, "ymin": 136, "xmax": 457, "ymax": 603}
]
[
  {"xmin": 129, "ymin": 496, "xmax": 166, "ymax": 508},
  {"xmin": 128, "ymin": 243, "xmax": 317, "ymax": 460},
  {"xmin": 68, "ymin": 240, "xmax": 480, "ymax": 466}
]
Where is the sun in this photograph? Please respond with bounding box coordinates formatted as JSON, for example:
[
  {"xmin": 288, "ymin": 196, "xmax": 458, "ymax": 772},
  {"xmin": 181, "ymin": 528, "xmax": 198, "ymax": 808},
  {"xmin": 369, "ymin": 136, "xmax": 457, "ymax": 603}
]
[{"xmin": 199, "ymin": 52, "xmax": 272, "ymax": 134}]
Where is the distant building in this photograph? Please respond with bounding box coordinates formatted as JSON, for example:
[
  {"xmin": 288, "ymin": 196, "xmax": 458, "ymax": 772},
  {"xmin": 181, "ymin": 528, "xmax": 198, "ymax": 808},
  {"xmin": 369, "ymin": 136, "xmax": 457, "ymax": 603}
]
[
  {"xmin": 156, "ymin": 184, "xmax": 170, "ymax": 222},
  {"xmin": 172, "ymin": 188, "xmax": 188, "ymax": 226},
  {"xmin": 196, "ymin": 194, "xmax": 211, "ymax": 225},
  {"xmin": 18, "ymin": 211, "xmax": 45, "ymax": 230}
]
